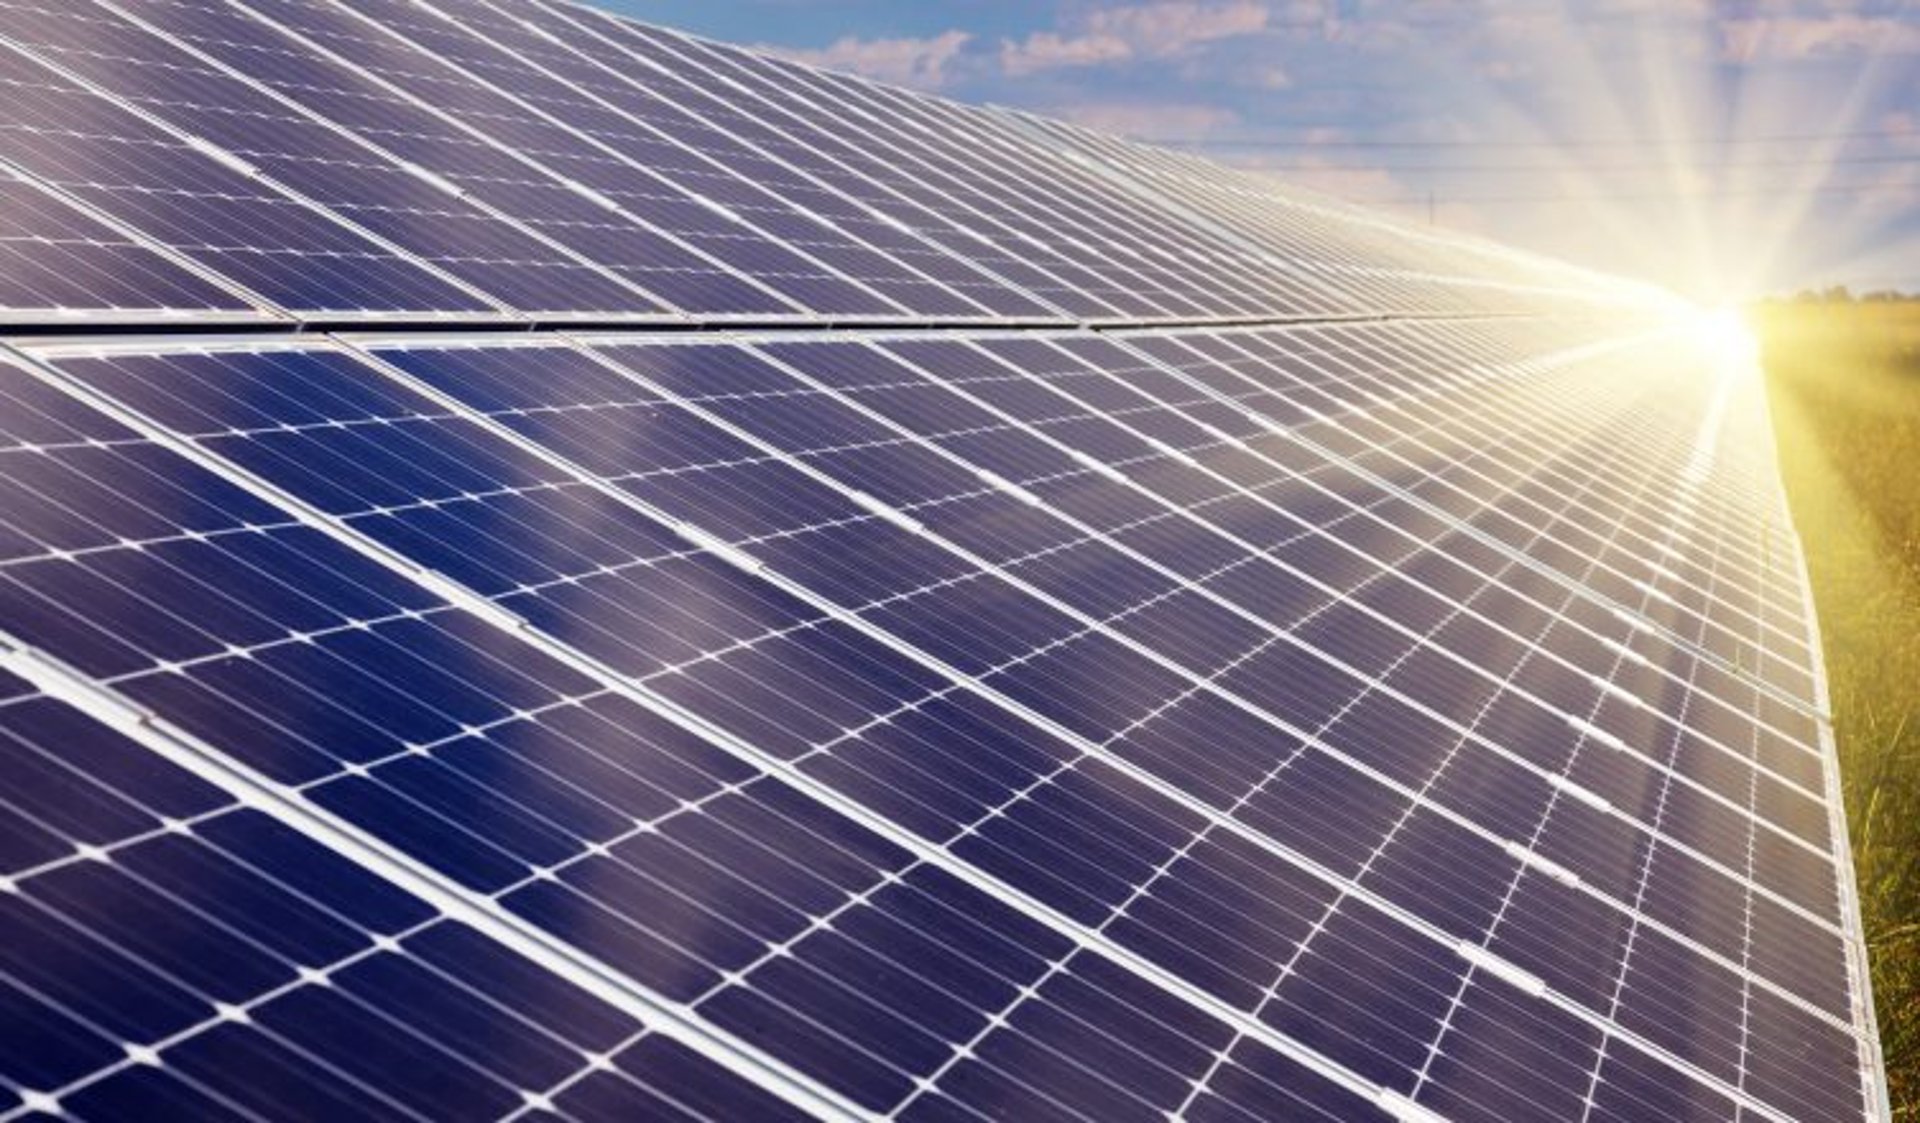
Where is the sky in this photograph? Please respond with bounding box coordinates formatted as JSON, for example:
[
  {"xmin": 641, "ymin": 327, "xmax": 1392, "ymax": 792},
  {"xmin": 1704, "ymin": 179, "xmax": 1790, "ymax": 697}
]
[{"xmin": 607, "ymin": 0, "xmax": 1920, "ymax": 301}]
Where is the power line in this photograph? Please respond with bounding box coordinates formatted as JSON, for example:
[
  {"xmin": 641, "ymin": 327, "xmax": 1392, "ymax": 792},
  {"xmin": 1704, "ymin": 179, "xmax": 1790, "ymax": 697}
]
[
  {"xmin": 1239, "ymin": 152, "xmax": 1920, "ymax": 175},
  {"xmin": 1353, "ymin": 179, "xmax": 1920, "ymax": 206},
  {"xmin": 1135, "ymin": 128, "xmax": 1916, "ymax": 151}
]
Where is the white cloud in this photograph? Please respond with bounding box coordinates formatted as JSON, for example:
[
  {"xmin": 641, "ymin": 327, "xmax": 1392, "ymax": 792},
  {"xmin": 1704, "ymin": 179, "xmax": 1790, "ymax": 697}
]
[
  {"xmin": 763, "ymin": 30, "xmax": 975, "ymax": 89},
  {"xmin": 1000, "ymin": 1, "xmax": 1272, "ymax": 76},
  {"xmin": 1001, "ymin": 30, "xmax": 1133, "ymax": 76},
  {"xmin": 1081, "ymin": 0, "xmax": 1271, "ymax": 49},
  {"xmin": 1720, "ymin": 15, "xmax": 1920, "ymax": 62}
]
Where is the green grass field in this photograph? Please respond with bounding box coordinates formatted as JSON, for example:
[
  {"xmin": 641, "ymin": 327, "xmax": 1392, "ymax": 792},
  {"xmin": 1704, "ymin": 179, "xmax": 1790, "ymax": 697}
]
[{"xmin": 1758, "ymin": 300, "xmax": 1920, "ymax": 1115}]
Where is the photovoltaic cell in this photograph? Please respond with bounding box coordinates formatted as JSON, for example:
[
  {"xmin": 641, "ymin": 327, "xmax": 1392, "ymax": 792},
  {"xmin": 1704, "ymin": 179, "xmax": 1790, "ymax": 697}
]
[
  {"xmin": 0, "ymin": 5, "xmax": 492, "ymax": 318},
  {"xmin": 3, "ymin": 344, "xmax": 1426, "ymax": 1121},
  {"xmin": 0, "ymin": 0, "xmax": 671, "ymax": 318},
  {"xmin": 327, "ymin": 0, "xmax": 1044, "ymax": 319},
  {"xmin": 0, "ymin": 173, "xmax": 260, "ymax": 321},
  {"xmin": 0, "ymin": 0, "xmax": 1671, "ymax": 325},
  {"xmin": 553, "ymin": 9, "xmax": 1309, "ymax": 321},
  {"xmin": 3, "ymin": 322, "xmax": 1873, "ymax": 1121},
  {"xmin": 0, "ymin": 0, "xmax": 1887, "ymax": 1119},
  {"xmin": 0, "ymin": 672, "xmax": 829, "ymax": 1122}
]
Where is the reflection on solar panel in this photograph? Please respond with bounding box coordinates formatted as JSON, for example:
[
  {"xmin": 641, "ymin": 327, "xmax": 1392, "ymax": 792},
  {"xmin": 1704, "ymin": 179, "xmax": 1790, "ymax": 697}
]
[{"xmin": 0, "ymin": 1, "xmax": 1886, "ymax": 1121}]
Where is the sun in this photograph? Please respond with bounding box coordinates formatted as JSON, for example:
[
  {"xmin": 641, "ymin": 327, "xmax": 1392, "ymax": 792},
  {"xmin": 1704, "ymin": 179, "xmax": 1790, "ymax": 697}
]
[{"xmin": 1692, "ymin": 303, "xmax": 1761, "ymax": 373}]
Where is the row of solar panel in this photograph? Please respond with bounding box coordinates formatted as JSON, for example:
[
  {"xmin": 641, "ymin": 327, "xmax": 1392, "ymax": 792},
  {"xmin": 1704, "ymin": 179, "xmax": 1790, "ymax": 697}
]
[
  {"xmin": 0, "ymin": 0, "xmax": 1668, "ymax": 326},
  {"xmin": 0, "ymin": 320, "xmax": 1871, "ymax": 1122},
  {"xmin": 1014, "ymin": 114, "xmax": 1653, "ymax": 310}
]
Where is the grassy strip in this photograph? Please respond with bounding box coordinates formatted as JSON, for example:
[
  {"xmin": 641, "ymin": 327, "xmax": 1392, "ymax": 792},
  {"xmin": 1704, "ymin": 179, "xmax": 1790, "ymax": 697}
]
[{"xmin": 1757, "ymin": 300, "xmax": 1920, "ymax": 1114}]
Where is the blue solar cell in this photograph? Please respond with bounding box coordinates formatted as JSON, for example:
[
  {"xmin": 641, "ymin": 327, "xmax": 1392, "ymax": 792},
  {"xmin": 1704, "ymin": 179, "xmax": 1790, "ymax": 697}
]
[
  {"xmin": 291, "ymin": 0, "xmax": 1032, "ymax": 320},
  {"xmin": 11, "ymin": 343, "xmax": 1531, "ymax": 1122},
  {"xmin": 0, "ymin": 0, "xmax": 1885, "ymax": 1114},
  {"xmin": 0, "ymin": 23, "xmax": 486, "ymax": 316},
  {"xmin": 0, "ymin": 176, "xmax": 258, "ymax": 318},
  {"xmin": 25, "ymin": 331, "xmax": 1873, "ymax": 1121},
  {"xmin": 9, "ymin": 0, "xmax": 673, "ymax": 317},
  {"xmin": 0, "ymin": 672, "xmax": 824, "ymax": 1121}
]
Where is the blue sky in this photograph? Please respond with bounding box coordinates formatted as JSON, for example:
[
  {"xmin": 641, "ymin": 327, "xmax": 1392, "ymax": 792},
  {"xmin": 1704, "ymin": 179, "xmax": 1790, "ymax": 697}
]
[{"xmin": 608, "ymin": 1, "xmax": 1920, "ymax": 299}]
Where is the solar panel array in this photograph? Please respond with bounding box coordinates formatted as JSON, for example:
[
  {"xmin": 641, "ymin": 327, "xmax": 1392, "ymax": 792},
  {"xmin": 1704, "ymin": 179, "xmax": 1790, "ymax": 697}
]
[{"xmin": 0, "ymin": 1, "xmax": 1887, "ymax": 1121}]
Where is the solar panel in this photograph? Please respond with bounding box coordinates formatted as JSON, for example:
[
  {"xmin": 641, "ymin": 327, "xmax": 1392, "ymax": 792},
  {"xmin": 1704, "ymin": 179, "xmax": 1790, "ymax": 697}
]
[
  {"xmin": 0, "ymin": 670, "xmax": 836, "ymax": 1121},
  {"xmin": 0, "ymin": 0, "xmax": 1637, "ymax": 325},
  {"xmin": 0, "ymin": 171, "xmax": 265, "ymax": 322},
  {"xmin": 0, "ymin": 0, "xmax": 1887, "ymax": 1120}
]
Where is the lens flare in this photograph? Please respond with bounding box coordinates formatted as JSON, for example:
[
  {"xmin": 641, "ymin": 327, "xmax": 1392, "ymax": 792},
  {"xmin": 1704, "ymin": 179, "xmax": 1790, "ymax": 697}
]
[{"xmin": 1692, "ymin": 304, "xmax": 1760, "ymax": 372}]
